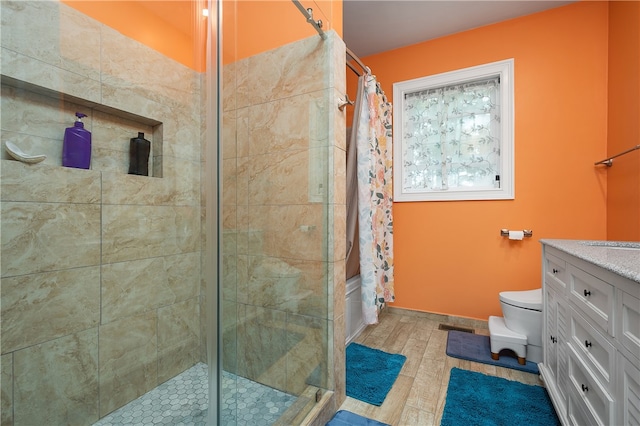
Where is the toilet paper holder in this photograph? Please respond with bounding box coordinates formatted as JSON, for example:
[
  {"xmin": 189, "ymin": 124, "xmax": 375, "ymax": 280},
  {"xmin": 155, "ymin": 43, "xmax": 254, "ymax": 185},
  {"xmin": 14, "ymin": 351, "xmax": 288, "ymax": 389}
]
[{"xmin": 500, "ymin": 229, "xmax": 533, "ymax": 238}]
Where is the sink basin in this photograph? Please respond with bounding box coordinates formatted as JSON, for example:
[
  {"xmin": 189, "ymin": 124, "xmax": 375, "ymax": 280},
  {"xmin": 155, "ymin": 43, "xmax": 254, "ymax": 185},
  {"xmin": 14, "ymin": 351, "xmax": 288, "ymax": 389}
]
[{"xmin": 580, "ymin": 241, "xmax": 640, "ymax": 250}]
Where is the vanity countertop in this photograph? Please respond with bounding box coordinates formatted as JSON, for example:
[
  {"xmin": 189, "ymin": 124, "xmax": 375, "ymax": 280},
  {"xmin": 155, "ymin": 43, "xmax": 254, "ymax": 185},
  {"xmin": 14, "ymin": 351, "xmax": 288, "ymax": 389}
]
[{"xmin": 540, "ymin": 239, "xmax": 640, "ymax": 284}]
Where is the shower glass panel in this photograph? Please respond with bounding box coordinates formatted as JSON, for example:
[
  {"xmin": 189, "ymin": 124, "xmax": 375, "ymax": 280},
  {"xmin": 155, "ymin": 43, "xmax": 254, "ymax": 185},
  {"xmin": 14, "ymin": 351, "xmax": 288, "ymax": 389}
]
[
  {"xmin": 0, "ymin": 1, "xmax": 213, "ymax": 425},
  {"xmin": 219, "ymin": 0, "xmax": 341, "ymax": 424}
]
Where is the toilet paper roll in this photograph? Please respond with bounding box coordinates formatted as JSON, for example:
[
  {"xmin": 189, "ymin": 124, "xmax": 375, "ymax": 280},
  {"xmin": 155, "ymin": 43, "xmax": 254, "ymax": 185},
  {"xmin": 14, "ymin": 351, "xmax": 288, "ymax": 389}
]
[{"xmin": 508, "ymin": 230, "xmax": 524, "ymax": 240}]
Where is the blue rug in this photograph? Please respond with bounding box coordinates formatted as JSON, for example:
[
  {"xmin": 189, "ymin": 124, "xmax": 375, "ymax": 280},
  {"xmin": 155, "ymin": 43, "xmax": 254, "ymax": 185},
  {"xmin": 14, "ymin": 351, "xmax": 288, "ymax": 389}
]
[
  {"xmin": 441, "ymin": 368, "xmax": 560, "ymax": 426},
  {"xmin": 345, "ymin": 343, "xmax": 406, "ymax": 406},
  {"xmin": 446, "ymin": 330, "xmax": 539, "ymax": 374},
  {"xmin": 326, "ymin": 410, "xmax": 389, "ymax": 426}
]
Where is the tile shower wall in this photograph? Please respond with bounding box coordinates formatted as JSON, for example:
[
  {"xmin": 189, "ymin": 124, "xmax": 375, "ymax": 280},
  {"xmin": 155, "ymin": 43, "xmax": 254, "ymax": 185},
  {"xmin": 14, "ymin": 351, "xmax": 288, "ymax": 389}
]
[
  {"xmin": 221, "ymin": 30, "xmax": 347, "ymax": 403},
  {"xmin": 0, "ymin": 1, "xmax": 204, "ymax": 425}
]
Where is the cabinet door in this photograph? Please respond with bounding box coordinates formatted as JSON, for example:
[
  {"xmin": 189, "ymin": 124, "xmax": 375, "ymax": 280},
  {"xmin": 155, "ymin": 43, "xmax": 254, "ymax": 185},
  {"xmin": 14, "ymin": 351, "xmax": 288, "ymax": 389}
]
[
  {"xmin": 618, "ymin": 352, "xmax": 640, "ymax": 426},
  {"xmin": 545, "ymin": 284, "xmax": 559, "ymax": 379},
  {"xmin": 618, "ymin": 291, "xmax": 640, "ymax": 362},
  {"xmin": 546, "ymin": 282, "xmax": 569, "ymax": 414}
]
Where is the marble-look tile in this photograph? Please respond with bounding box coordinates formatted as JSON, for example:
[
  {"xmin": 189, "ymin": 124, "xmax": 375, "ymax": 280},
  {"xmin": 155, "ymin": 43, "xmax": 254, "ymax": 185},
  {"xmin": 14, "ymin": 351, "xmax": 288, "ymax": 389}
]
[
  {"xmin": 101, "ymin": 159, "xmax": 199, "ymax": 207},
  {"xmin": 99, "ymin": 311, "xmax": 158, "ymax": 416},
  {"xmin": 331, "ymin": 145, "xmax": 347, "ymax": 205},
  {"xmin": 234, "ymin": 57, "xmax": 250, "ymax": 110},
  {"xmin": 100, "ymin": 25, "xmax": 200, "ymax": 113},
  {"xmin": 150, "ymin": 156, "xmax": 200, "ymax": 205},
  {"xmin": 242, "ymin": 35, "xmax": 327, "ymax": 106},
  {"xmin": 162, "ymin": 111, "xmax": 202, "ymax": 162},
  {"xmin": 236, "ymin": 107, "xmax": 250, "ymax": 158},
  {"xmin": 100, "ymin": 84, "xmax": 167, "ymax": 129},
  {"xmin": 1, "ymin": 84, "xmax": 92, "ymax": 144},
  {"xmin": 248, "ymin": 204, "xmax": 325, "ymax": 261},
  {"xmin": 102, "ymin": 204, "xmax": 199, "ymax": 263},
  {"xmin": 1, "ymin": 202, "xmax": 101, "ymax": 277},
  {"xmin": 13, "ymin": 328, "xmax": 99, "ymax": 426},
  {"xmin": 101, "ymin": 253, "xmax": 200, "ymax": 324},
  {"xmin": 222, "ymin": 109, "xmax": 237, "ymax": 160},
  {"xmin": 235, "ymin": 155, "xmax": 249, "ymax": 209},
  {"xmin": 332, "ymin": 88, "xmax": 348, "ymax": 152},
  {"xmin": 1, "ymin": 266, "xmax": 100, "ymax": 353},
  {"xmin": 248, "ymin": 149, "xmax": 317, "ymax": 205},
  {"xmin": 247, "ymin": 90, "xmax": 330, "ymax": 156},
  {"xmin": 0, "ymin": 161, "xmax": 101, "ymax": 203},
  {"xmin": 222, "ymin": 157, "xmax": 237, "ymax": 207},
  {"xmin": 0, "ymin": 131, "xmax": 63, "ymax": 167},
  {"xmin": 331, "ymin": 203, "xmax": 346, "ymax": 261},
  {"xmin": 333, "ymin": 314, "xmax": 346, "ymax": 393},
  {"xmin": 91, "ymin": 110, "xmax": 155, "ymax": 174},
  {"xmin": 240, "ymin": 256, "xmax": 320, "ymax": 315},
  {"xmin": 222, "ymin": 61, "xmax": 237, "ymax": 112},
  {"xmin": 285, "ymin": 315, "xmax": 328, "ymax": 395},
  {"xmin": 157, "ymin": 298, "xmax": 200, "ymax": 383},
  {"xmin": 329, "ymin": 260, "xmax": 346, "ymax": 320},
  {"xmin": 221, "ymin": 300, "xmax": 238, "ymax": 374},
  {"xmin": 327, "ymin": 31, "xmax": 347, "ymax": 95},
  {"xmin": 1, "ymin": 48, "xmax": 101, "ymax": 105},
  {"xmin": 237, "ymin": 305, "xmax": 288, "ymax": 391},
  {"xmin": 1, "ymin": 1, "xmax": 101, "ymax": 81},
  {"xmin": 1, "ymin": 353, "xmax": 13, "ymax": 426}
]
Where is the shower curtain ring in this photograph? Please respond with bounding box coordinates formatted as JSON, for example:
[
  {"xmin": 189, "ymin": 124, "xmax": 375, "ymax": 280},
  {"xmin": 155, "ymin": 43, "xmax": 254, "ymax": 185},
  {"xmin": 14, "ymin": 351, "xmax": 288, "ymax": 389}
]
[{"xmin": 338, "ymin": 94, "xmax": 354, "ymax": 111}]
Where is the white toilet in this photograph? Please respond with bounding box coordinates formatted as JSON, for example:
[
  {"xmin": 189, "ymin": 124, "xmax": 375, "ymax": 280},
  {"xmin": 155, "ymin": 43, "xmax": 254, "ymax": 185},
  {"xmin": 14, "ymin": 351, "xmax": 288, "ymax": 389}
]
[{"xmin": 488, "ymin": 288, "xmax": 543, "ymax": 365}]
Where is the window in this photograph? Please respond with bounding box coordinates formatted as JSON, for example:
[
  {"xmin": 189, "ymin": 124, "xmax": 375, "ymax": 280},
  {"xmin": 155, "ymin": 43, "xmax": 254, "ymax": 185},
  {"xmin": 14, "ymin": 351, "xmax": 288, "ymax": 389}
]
[{"xmin": 393, "ymin": 59, "xmax": 514, "ymax": 201}]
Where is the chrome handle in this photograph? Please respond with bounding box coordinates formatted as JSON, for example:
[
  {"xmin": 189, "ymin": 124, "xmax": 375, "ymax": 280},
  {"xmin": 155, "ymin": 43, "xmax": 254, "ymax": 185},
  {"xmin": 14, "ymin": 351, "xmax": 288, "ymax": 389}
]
[
  {"xmin": 585, "ymin": 340, "xmax": 592, "ymax": 348},
  {"xmin": 581, "ymin": 384, "xmax": 589, "ymax": 392},
  {"xmin": 584, "ymin": 289, "xmax": 591, "ymax": 297}
]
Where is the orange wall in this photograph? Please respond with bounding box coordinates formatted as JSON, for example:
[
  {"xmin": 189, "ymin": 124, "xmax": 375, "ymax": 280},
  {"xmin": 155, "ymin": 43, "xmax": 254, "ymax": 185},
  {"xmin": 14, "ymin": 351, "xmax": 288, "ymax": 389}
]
[
  {"xmin": 359, "ymin": 2, "xmax": 609, "ymax": 320},
  {"xmin": 224, "ymin": 0, "xmax": 342, "ymax": 64},
  {"xmin": 607, "ymin": 1, "xmax": 640, "ymax": 240},
  {"xmin": 63, "ymin": 1, "xmax": 208, "ymax": 72}
]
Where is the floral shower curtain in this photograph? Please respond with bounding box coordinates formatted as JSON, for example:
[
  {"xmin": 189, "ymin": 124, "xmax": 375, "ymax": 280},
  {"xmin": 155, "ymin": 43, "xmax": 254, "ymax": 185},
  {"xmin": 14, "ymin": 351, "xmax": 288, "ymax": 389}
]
[{"xmin": 355, "ymin": 74, "xmax": 394, "ymax": 325}]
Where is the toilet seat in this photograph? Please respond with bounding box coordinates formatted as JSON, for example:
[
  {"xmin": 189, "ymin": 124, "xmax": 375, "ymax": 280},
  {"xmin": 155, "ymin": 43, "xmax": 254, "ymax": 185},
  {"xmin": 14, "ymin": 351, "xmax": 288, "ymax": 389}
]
[{"xmin": 499, "ymin": 288, "xmax": 542, "ymax": 311}]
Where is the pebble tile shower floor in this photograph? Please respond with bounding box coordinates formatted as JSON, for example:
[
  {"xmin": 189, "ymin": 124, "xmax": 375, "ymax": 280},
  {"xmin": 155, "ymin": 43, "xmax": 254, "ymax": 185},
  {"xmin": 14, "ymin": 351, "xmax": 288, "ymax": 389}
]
[{"xmin": 94, "ymin": 363, "xmax": 296, "ymax": 426}]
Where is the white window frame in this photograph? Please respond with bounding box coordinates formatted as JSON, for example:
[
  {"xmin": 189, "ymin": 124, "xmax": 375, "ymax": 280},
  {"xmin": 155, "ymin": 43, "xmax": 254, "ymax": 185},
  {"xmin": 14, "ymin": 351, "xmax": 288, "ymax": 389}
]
[{"xmin": 393, "ymin": 59, "xmax": 514, "ymax": 202}]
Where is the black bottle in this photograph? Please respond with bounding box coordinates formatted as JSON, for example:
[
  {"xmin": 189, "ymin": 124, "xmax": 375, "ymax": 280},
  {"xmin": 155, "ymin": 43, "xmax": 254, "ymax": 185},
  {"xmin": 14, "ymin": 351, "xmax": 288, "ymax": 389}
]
[{"xmin": 128, "ymin": 132, "xmax": 151, "ymax": 176}]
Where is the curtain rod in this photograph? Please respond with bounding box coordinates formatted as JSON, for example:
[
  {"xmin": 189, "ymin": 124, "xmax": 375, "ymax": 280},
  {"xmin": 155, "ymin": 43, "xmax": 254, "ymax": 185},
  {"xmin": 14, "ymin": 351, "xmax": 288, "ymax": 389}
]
[
  {"xmin": 290, "ymin": 1, "xmax": 370, "ymax": 77},
  {"xmin": 291, "ymin": 0, "xmax": 327, "ymax": 40},
  {"xmin": 346, "ymin": 47, "xmax": 370, "ymax": 76},
  {"xmin": 594, "ymin": 144, "xmax": 640, "ymax": 167}
]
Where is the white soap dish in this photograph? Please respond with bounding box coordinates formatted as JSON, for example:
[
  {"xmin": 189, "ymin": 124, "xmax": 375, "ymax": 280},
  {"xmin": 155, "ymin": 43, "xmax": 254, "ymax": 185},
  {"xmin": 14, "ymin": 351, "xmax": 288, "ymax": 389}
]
[{"xmin": 4, "ymin": 141, "xmax": 46, "ymax": 164}]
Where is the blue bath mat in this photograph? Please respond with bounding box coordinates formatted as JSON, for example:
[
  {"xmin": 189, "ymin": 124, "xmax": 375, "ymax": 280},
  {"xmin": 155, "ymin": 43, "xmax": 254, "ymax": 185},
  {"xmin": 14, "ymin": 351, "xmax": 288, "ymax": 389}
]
[
  {"xmin": 446, "ymin": 330, "xmax": 539, "ymax": 374},
  {"xmin": 441, "ymin": 368, "xmax": 560, "ymax": 426},
  {"xmin": 345, "ymin": 343, "xmax": 406, "ymax": 406},
  {"xmin": 326, "ymin": 410, "xmax": 389, "ymax": 426}
]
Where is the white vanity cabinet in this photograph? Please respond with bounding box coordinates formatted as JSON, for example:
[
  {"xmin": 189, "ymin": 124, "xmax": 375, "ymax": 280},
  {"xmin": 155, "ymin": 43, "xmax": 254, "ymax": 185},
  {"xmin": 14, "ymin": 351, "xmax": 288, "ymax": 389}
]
[{"xmin": 540, "ymin": 241, "xmax": 640, "ymax": 426}]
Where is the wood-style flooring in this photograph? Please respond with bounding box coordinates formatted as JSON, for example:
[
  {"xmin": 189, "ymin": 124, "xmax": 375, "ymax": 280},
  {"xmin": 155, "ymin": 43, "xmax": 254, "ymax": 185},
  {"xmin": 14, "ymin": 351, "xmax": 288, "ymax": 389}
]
[{"xmin": 338, "ymin": 307, "xmax": 545, "ymax": 426}]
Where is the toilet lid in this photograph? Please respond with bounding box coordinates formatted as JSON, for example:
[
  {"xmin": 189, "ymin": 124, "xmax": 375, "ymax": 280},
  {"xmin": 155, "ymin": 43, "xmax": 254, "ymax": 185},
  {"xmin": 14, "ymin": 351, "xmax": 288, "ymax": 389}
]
[{"xmin": 499, "ymin": 288, "xmax": 542, "ymax": 310}]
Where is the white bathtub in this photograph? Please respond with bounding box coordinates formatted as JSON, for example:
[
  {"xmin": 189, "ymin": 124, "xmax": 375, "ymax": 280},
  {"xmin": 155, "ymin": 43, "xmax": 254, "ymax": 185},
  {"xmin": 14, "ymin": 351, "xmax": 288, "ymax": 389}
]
[{"xmin": 345, "ymin": 274, "xmax": 366, "ymax": 345}]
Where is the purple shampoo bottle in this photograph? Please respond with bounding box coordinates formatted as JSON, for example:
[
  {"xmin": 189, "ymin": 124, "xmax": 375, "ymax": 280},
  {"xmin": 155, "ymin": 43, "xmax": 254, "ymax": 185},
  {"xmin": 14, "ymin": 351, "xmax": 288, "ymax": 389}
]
[{"xmin": 62, "ymin": 112, "xmax": 91, "ymax": 169}]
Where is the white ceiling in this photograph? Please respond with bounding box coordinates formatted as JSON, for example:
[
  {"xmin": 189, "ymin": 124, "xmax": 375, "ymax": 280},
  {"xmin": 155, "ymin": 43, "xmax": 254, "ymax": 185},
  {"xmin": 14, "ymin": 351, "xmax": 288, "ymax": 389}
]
[{"xmin": 343, "ymin": 0, "xmax": 575, "ymax": 57}]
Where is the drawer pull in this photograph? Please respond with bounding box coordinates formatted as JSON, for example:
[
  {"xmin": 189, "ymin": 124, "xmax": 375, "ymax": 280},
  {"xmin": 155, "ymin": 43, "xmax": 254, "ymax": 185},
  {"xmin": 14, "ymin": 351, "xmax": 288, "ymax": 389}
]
[
  {"xmin": 581, "ymin": 384, "xmax": 589, "ymax": 392},
  {"xmin": 584, "ymin": 340, "xmax": 592, "ymax": 348},
  {"xmin": 583, "ymin": 289, "xmax": 591, "ymax": 297},
  {"xmin": 550, "ymin": 335, "xmax": 557, "ymax": 343},
  {"xmin": 552, "ymin": 268, "xmax": 559, "ymax": 274}
]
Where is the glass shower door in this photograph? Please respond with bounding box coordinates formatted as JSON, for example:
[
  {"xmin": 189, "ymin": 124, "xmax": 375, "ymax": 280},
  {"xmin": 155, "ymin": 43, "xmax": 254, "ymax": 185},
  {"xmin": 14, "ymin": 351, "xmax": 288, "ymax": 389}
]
[{"xmin": 0, "ymin": 1, "xmax": 214, "ymax": 424}]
